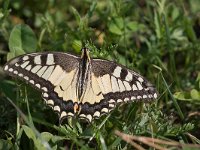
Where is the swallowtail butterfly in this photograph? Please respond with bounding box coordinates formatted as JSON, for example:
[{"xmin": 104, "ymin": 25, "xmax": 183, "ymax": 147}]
[{"xmin": 3, "ymin": 48, "xmax": 158, "ymax": 122}]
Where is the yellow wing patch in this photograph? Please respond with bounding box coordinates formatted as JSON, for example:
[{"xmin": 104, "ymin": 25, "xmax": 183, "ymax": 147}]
[
  {"xmin": 81, "ymin": 73, "xmax": 104, "ymax": 104},
  {"xmin": 48, "ymin": 67, "xmax": 79, "ymax": 102}
]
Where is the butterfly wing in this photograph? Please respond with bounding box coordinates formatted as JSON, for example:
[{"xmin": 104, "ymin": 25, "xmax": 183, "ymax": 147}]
[
  {"xmin": 78, "ymin": 59, "xmax": 158, "ymax": 122},
  {"xmin": 3, "ymin": 52, "xmax": 80, "ymax": 120},
  {"xmin": 4, "ymin": 52, "xmax": 158, "ymax": 123}
]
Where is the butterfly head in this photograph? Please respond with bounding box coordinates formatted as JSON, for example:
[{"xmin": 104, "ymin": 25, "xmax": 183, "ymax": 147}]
[{"xmin": 81, "ymin": 48, "xmax": 90, "ymax": 61}]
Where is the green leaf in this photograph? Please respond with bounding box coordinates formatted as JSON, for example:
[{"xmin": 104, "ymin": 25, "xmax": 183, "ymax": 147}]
[
  {"xmin": 41, "ymin": 132, "xmax": 53, "ymax": 142},
  {"xmin": 87, "ymin": 1, "xmax": 97, "ymax": 18},
  {"xmin": 22, "ymin": 126, "xmax": 47, "ymax": 150},
  {"xmin": 197, "ymin": 72, "xmax": 200, "ymax": 89},
  {"xmin": 190, "ymin": 89, "xmax": 200, "ymax": 100},
  {"xmin": 72, "ymin": 40, "xmax": 82, "ymax": 52},
  {"xmin": 171, "ymin": 28, "xmax": 186, "ymax": 41},
  {"xmin": 0, "ymin": 139, "xmax": 13, "ymax": 150},
  {"xmin": 51, "ymin": 135, "xmax": 66, "ymax": 143},
  {"xmin": 174, "ymin": 92, "xmax": 188, "ymax": 101},
  {"xmin": 108, "ymin": 17, "xmax": 124, "ymax": 35},
  {"xmin": 126, "ymin": 21, "xmax": 139, "ymax": 32},
  {"xmin": 190, "ymin": 0, "xmax": 200, "ymax": 13},
  {"xmin": 0, "ymin": 80, "xmax": 16, "ymax": 100},
  {"xmin": 70, "ymin": 6, "xmax": 81, "ymax": 25},
  {"xmin": 154, "ymin": 11, "xmax": 161, "ymax": 39},
  {"xmin": 22, "ymin": 125, "xmax": 36, "ymax": 140},
  {"xmin": 99, "ymin": 133, "xmax": 107, "ymax": 150},
  {"xmin": 8, "ymin": 24, "xmax": 37, "ymax": 59}
]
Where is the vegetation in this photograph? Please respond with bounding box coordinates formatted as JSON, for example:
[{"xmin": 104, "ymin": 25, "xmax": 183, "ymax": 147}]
[{"xmin": 0, "ymin": 0, "xmax": 200, "ymax": 149}]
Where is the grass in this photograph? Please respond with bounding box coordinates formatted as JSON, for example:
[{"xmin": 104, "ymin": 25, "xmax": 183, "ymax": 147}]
[{"xmin": 0, "ymin": 0, "xmax": 200, "ymax": 149}]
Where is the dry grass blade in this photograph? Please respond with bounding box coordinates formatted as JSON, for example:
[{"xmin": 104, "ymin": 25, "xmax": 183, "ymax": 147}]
[
  {"xmin": 185, "ymin": 133, "xmax": 200, "ymax": 144},
  {"xmin": 114, "ymin": 130, "xmax": 145, "ymax": 150},
  {"xmin": 114, "ymin": 130, "xmax": 200, "ymax": 149},
  {"xmin": 115, "ymin": 130, "xmax": 167, "ymax": 150}
]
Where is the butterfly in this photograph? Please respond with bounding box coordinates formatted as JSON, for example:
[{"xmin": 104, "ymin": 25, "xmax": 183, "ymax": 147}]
[{"xmin": 3, "ymin": 48, "xmax": 158, "ymax": 122}]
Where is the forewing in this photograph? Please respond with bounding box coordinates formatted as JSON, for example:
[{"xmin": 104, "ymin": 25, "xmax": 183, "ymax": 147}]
[{"xmin": 3, "ymin": 52, "xmax": 80, "ymax": 120}]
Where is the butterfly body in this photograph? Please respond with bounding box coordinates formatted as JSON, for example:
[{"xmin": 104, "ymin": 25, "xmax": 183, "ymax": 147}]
[{"xmin": 4, "ymin": 48, "xmax": 158, "ymax": 122}]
